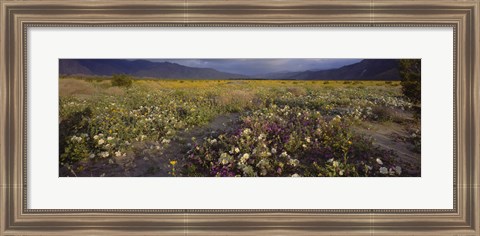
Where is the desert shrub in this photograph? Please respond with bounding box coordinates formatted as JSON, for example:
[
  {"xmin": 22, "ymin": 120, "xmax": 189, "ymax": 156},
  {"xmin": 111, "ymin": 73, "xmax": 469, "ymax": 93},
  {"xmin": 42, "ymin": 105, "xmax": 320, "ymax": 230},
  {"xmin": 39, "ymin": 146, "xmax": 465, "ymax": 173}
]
[
  {"xmin": 111, "ymin": 74, "xmax": 133, "ymax": 87},
  {"xmin": 371, "ymin": 106, "xmax": 393, "ymax": 122},
  {"xmin": 399, "ymin": 59, "xmax": 421, "ymax": 104},
  {"xmin": 399, "ymin": 59, "xmax": 421, "ymax": 119}
]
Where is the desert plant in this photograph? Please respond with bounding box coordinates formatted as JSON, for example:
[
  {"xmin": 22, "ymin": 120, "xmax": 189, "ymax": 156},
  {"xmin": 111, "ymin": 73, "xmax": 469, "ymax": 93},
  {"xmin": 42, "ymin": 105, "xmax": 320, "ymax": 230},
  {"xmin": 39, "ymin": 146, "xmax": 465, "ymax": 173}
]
[
  {"xmin": 399, "ymin": 59, "xmax": 421, "ymax": 104},
  {"xmin": 399, "ymin": 59, "xmax": 421, "ymax": 119},
  {"xmin": 111, "ymin": 74, "xmax": 133, "ymax": 87}
]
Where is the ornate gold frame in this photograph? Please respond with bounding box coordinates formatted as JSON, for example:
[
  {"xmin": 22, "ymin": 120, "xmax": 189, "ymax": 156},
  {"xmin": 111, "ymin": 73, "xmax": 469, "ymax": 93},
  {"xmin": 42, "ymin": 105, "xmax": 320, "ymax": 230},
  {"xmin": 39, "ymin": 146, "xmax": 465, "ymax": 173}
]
[{"xmin": 1, "ymin": 0, "xmax": 479, "ymax": 235}]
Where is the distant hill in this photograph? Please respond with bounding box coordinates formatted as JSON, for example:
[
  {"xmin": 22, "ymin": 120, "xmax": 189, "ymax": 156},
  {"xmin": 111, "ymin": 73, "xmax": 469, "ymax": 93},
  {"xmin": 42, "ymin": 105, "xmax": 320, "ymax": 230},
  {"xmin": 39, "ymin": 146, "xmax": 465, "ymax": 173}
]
[
  {"xmin": 262, "ymin": 59, "xmax": 401, "ymax": 81},
  {"xmin": 59, "ymin": 59, "xmax": 246, "ymax": 79},
  {"xmin": 59, "ymin": 59, "xmax": 403, "ymax": 80}
]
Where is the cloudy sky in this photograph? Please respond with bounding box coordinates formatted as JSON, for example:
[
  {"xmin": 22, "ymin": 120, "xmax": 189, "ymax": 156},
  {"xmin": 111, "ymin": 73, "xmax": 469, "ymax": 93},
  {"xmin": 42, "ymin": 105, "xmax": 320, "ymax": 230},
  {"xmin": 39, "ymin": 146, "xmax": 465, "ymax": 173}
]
[{"xmin": 149, "ymin": 59, "xmax": 362, "ymax": 75}]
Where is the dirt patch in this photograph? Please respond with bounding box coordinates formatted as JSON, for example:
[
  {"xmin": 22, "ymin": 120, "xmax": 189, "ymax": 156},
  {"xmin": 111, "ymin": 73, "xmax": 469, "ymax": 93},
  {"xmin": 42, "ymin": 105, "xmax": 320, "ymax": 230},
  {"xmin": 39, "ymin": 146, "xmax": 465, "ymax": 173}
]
[{"xmin": 352, "ymin": 121, "xmax": 421, "ymax": 176}]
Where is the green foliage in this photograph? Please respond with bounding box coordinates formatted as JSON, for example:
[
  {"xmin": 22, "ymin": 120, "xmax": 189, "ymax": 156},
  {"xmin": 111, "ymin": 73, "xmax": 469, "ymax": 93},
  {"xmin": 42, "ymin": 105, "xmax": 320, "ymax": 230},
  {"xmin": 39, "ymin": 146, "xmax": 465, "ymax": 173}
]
[
  {"xmin": 399, "ymin": 59, "xmax": 421, "ymax": 105},
  {"xmin": 111, "ymin": 74, "xmax": 133, "ymax": 87}
]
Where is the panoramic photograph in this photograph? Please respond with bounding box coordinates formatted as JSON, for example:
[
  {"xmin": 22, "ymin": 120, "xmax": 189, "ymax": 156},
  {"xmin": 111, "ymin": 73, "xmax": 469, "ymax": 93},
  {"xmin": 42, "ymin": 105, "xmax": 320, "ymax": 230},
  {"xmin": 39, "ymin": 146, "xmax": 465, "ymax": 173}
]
[{"xmin": 59, "ymin": 58, "xmax": 421, "ymax": 177}]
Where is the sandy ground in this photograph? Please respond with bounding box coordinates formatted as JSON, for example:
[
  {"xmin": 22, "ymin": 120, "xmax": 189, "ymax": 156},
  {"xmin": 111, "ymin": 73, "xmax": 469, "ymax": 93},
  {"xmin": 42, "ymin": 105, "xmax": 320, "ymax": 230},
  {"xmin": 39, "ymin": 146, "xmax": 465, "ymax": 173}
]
[{"xmin": 352, "ymin": 120, "xmax": 421, "ymax": 176}]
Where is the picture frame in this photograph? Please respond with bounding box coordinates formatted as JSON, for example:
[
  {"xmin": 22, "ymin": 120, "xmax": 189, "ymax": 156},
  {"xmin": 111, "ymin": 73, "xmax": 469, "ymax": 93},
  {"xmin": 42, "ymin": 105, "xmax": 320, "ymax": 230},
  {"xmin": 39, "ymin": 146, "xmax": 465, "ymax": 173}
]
[{"xmin": 0, "ymin": 0, "xmax": 478, "ymax": 235}]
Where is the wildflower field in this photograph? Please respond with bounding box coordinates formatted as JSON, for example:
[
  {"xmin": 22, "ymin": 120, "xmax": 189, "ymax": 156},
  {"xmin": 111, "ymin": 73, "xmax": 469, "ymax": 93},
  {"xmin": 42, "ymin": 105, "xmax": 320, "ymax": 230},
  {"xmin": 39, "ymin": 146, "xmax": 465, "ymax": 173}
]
[{"xmin": 59, "ymin": 78, "xmax": 420, "ymax": 177}]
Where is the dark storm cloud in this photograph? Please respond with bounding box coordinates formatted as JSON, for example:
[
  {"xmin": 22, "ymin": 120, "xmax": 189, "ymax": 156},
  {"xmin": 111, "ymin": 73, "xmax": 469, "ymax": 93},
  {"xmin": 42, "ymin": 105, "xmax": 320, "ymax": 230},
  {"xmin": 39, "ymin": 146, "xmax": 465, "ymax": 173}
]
[{"xmin": 149, "ymin": 59, "xmax": 362, "ymax": 75}]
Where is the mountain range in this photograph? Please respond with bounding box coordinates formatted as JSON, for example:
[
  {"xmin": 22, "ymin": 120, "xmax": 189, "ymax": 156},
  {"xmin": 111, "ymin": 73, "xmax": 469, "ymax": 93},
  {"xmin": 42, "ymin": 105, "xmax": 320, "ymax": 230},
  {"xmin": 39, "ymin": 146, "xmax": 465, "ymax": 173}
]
[
  {"xmin": 59, "ymin": 59, "xmax": 402, "ymax": 81},
  {"xmin": 59, "ymin": 59, "xmax": 246, "ymax": 79}
]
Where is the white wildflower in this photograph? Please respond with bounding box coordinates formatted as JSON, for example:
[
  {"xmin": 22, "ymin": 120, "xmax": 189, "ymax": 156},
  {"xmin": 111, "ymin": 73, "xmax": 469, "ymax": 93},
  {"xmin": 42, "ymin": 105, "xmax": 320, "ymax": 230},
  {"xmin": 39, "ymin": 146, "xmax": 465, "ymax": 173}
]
[
  {"xmin": 99, "ymin": 151, "xmax": 109, "ymax": 158},
  {"xmin": 280, "ymin": 151, "xmax": 289, "ymax": 158},
  {"xmin": 288, "ymin": 158, "xmax": 300, "ymax": 167},
  {"xmin": 219, "ymin": 153, "xmax": 232, "ymax": 165},
  {"xmin": 242, "ymin": 128, "xmax": 252, "ymax": 135},
  {"xmin": 376, "ymin": 158, "xmax": 383, "ymax": 165},
  {"xmin": 332, "ymin": 161, "xmax": 339, "ymax": 168},
  {"xmin": 70, "ymin": 136, "xmax": 82, "ymax": 142},
  {"xmin": 240, "ymin": 153, "xmax": 250, "ymax": 163},
  {"xmin": 395, "ymin": 166, "xmax": 402, "ymax": 175},
  {"xmin": 161, "ymin": 139, "xmax": 171, "ymax": 144},
  {"xmin": 98, "ymin": 139, "xmax": 105, "ymax": 145},
  {"xmin": 379, "ymin": 167, "xmax": 388, "ymax": 174}
]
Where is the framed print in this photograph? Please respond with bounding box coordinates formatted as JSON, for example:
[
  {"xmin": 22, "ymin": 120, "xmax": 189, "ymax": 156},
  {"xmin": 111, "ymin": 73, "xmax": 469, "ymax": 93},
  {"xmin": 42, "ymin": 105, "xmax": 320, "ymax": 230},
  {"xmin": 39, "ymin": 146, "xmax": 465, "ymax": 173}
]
[{"xmin": 1, "ymin": 0, "xmax": 479, "ymax": 235}]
